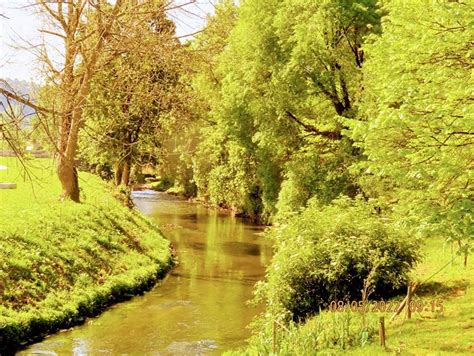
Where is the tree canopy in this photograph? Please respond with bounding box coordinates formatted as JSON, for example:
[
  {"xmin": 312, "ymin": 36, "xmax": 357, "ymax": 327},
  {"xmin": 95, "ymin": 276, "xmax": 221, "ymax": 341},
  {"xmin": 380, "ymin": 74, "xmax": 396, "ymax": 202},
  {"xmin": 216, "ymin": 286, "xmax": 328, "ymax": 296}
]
[{"xmin": 351, "ymin": 0, "xmax": 473, "ymax": 253}]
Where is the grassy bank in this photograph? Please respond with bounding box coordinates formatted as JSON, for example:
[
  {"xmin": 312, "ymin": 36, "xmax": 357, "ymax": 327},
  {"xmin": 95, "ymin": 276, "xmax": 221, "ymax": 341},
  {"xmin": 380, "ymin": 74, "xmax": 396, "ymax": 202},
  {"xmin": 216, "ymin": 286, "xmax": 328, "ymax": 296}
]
[
  {"xmin": 229, "ymin": 238, "xmax": 473, "ymax": 355},
  {"xmin": 0, "ymin": 158, "xmax": 172, "ymax": 353}
]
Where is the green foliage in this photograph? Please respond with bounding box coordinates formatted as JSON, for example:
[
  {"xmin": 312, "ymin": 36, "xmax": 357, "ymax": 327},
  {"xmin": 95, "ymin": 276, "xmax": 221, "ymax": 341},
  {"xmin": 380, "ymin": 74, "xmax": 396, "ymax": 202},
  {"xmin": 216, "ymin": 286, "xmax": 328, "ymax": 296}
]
[
  {"xmin": 351, "ymin": 0, "xmax": 473, "ymax": 251},
  {"xmin": 149, "ymin": 177, "xmax": 173, "ymax": 192},
  {"xmin": 226, "ymin": 311, "xmax": 377, "ymax": 355},
  {"xmin": 189, "ymin": 0, "xmax": 266, "ymax": 217},
  {"xmin": 275, "ymin": 143, "xmax": 359, "ymax": 220},
  {"xmin": 190, "ymin": 0, "xmax": 381, "ymax": 220},
  {"xmin": 79, "ymin": 2, "xmax": 190, "ymax": 186},
  {"xmin": 233, "ymin": 236, "xmax": 474, "ymax": 355},
  {"xmin": 193, "ymin": 125, "xmax": 260, "ymax": 214},
  {"xmin": 222, "ymin": 1, "xmax": 472, "ymax": 354},
  {"xmin": 256, "ymin": 197, "xmax": 420, "ymax": 322},
  {"xmin": 0, "ymin": 158, "xmax": 172, "ymax": 353}
]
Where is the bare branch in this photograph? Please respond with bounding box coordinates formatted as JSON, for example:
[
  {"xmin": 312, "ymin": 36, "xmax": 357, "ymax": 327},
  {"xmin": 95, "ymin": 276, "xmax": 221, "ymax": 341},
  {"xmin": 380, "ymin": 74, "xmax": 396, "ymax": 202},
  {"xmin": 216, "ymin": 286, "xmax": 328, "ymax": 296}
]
[{"xmin": 0, "ymin": 87, "xmax": 52, "ymax": 114}]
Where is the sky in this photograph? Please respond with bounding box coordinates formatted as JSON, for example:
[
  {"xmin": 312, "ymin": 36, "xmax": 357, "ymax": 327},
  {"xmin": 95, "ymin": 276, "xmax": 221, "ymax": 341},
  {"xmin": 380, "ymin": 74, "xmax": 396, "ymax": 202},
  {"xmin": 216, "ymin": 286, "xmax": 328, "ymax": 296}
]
[{"xmin": 0, "ymin": 0, "xmax": 216, "ymax": 82}]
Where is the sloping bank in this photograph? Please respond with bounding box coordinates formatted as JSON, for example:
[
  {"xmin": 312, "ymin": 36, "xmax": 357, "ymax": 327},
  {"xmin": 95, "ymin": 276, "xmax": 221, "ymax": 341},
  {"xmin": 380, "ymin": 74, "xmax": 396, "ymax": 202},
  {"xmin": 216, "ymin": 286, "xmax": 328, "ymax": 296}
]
[{"xmin": 0, "ymin": 158, "xmax": 173, "ymax": 354}]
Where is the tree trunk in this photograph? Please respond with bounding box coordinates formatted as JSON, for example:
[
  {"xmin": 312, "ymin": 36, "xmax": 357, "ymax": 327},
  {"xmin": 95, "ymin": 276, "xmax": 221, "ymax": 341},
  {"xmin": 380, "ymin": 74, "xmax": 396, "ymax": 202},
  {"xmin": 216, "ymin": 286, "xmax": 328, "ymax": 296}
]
[
  {"xmin": 115, "ymin": 162, "xmax": 124, "ymax": 186},
  {"xmin": 57, "ymin": 156, "xmax": 80, "ymax": 202},
  {"xmin": 121, "ymin": 161, "xmax": 131, "ymax": 186},
  {"xmin": 120, "ymin": 130, "xmax": 134, "ymax": 186},
  {"xmin": 57, "ymin": 107, "xmax": 82, "ymax": 201},
  {"xmin": 458, "ymin": 241, "xmax": 468, "ymax": 267}
]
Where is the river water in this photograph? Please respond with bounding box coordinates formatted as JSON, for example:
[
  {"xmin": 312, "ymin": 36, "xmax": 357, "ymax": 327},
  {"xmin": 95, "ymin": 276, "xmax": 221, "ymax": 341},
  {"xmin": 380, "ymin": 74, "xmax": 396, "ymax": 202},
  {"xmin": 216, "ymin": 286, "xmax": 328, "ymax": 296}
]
[{"xmin": 20, "ymin": 191, "xmax": 272, "ymax": 355}]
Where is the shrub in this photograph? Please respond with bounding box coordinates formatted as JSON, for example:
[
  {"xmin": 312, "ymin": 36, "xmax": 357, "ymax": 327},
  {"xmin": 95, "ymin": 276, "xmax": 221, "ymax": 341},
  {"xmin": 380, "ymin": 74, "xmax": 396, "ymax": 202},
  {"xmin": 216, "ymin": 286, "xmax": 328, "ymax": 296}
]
[
  {"xmin": 256, "ymin": 196, "xmax": 420, "ymax": 321},
  {"xmin": 149, "ymin": 176, "xmax": 173, "ymax": 191}
]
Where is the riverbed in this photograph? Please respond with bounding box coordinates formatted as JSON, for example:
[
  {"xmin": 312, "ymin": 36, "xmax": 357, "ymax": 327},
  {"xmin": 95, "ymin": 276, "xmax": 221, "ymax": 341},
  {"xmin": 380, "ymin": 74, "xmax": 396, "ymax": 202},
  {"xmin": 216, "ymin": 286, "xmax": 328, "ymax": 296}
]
[{"xmin": 19, "ymin": 191, "xmax": 272, "ymax": 355}]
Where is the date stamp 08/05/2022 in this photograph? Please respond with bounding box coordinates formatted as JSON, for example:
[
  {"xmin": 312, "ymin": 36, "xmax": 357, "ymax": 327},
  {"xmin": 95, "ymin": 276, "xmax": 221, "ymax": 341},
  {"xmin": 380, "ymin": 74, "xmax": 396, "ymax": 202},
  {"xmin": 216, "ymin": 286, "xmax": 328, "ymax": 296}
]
[{"xmin": 329, "ymin": 299, "xmax": 445, "ymax": 313}]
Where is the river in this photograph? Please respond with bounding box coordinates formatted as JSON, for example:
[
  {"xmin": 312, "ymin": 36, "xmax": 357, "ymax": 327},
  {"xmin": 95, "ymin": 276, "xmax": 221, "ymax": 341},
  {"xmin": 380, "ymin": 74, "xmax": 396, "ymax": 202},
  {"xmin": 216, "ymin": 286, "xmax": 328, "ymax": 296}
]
[{"xmin": 19, "ymin": 191, "xmax": 272, "ymax": 355}]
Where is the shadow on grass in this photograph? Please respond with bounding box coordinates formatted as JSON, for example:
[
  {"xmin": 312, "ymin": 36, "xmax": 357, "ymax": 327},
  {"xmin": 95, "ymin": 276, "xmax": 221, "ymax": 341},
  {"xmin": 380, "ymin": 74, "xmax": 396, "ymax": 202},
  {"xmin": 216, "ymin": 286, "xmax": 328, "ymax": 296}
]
[{"xmin": 416, "ymin": 279, "xmax": 470, "ymax": 297}]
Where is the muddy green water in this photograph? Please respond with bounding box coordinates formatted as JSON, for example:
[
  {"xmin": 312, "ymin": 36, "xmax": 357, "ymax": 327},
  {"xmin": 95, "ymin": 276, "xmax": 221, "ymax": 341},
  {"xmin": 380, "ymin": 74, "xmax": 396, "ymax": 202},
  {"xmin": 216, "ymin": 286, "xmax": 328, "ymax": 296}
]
[{"xmin": 20, "ymin": 191, "xmax": 272, "ymax": 355}]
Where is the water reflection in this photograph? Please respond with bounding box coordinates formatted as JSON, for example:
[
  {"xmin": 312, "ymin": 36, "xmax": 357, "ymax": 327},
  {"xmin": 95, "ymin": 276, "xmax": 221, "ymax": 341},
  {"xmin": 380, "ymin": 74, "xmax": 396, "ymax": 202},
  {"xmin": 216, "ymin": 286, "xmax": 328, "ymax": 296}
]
[{"xmin": 20, "ymin": 192, "xmax": 272, "ymax": 355}]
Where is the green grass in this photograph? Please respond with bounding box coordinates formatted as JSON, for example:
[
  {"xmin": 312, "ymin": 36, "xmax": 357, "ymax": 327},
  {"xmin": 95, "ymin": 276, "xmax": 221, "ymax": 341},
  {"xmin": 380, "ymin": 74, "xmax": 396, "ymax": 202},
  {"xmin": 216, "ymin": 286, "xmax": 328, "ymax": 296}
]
[
  {"xmin": 345, "ymin": 238, "xmax": 474, "ymax": 355},
  {"xmin": 229, "ymin": 239, "xmax": 473, "ymax": 355},
  {"xmin": 0, "ymin": 157, "xmax": 172, "ymax": 353}
]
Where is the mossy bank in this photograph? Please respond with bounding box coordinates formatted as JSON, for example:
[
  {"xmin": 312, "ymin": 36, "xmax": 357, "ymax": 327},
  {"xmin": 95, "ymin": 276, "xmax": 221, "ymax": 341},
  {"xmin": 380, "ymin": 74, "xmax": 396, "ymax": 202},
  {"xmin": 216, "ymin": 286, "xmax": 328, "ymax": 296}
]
[{"xmin": 0, "ymin": 158, "xmax": 173, "ymax": 354}]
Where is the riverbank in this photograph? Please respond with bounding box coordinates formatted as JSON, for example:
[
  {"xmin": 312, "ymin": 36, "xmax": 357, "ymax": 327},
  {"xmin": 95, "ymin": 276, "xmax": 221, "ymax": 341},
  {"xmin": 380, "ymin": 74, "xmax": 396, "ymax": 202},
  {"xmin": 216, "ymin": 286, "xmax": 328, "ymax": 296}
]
[
  {"xmin": 136, "ymin": 181, "xmax": 266, "ymax": 224},
  {"xmin": 228, "ymin": 237, "xmax": 473, "ymax": 355},
  {"xmin": 0, "ymin": 158, "xmax": 173, "ymax": 354}
]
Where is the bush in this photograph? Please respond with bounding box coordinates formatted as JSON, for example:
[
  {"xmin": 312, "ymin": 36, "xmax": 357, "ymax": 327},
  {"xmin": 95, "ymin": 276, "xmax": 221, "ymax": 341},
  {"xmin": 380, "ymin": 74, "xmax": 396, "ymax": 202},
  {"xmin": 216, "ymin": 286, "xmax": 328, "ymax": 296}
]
[
  {"xmin": 149, "ymin": 177, "xmax": 173, "ymax": 191},
  {"xmin": 256, "ymin": 196, "xmax": 420, "ymax": 322}
]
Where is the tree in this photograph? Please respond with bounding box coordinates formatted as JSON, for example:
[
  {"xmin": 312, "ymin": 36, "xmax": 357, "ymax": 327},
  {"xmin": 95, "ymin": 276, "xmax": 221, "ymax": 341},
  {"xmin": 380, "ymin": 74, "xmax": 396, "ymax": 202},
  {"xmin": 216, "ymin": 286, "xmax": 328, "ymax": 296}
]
[
  {"xmin": 32, "ymin": 0, "xmax": 132, "ymax": 201},
  {"xmin": 190, "ymin": 1, "xmax": 259, "ymax": 213},
  {"xmin": 1, "ymin": 0, "xmax": 188, "ymax": 202},
  {"xmin": 190, "ymin": 0, "xmax": 381, "ymax": 220},
  {"xmin": 79, "ymin": 2, "xmax": 189, "ymax": 188},
  {"xmin": 352, "ymin": 0, "xmax": 473, "ymax": 263}
]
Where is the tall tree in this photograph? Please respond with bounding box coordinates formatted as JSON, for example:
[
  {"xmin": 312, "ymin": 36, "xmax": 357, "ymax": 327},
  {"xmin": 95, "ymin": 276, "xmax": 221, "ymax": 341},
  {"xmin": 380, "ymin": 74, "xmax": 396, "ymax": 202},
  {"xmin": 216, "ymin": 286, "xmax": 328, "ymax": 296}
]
[
  {"xmin": 190, "ymin": 0, "xmax": 381, "ymax": 220},
  {"xmin": 352, "ymin": 0, "xmax": 473, "ymax": 261},
  {"xmin": 80, "ymin": 1, "xmax": 189, "ymax": 188},
  {"xmin": 1, "ymin": 0, "xmax": 186, "ymax": 202},
  {"xmin": 35, "ymin": 0, "xmax": 129, "ymax": 201}
]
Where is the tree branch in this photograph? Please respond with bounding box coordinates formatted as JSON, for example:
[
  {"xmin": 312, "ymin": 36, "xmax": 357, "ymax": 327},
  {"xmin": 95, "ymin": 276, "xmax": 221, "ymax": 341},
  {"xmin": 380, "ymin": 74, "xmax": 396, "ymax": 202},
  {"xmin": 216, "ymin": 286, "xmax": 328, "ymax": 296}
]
[
  {"xmin": 0, "ymin": 87, "xmax": 53, "ymax": 114},
  {"xmin": 286, "ymin": 111, "xmax": 342, "ymax": 140}
]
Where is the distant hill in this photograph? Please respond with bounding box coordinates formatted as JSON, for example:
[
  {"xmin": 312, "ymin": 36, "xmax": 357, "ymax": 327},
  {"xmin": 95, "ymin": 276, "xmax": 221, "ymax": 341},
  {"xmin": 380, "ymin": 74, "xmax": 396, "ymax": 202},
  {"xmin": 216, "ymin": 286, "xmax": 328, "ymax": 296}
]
[{"xmin": 0, "ymin": 78, "xmax": 38, "ymax": 127}]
